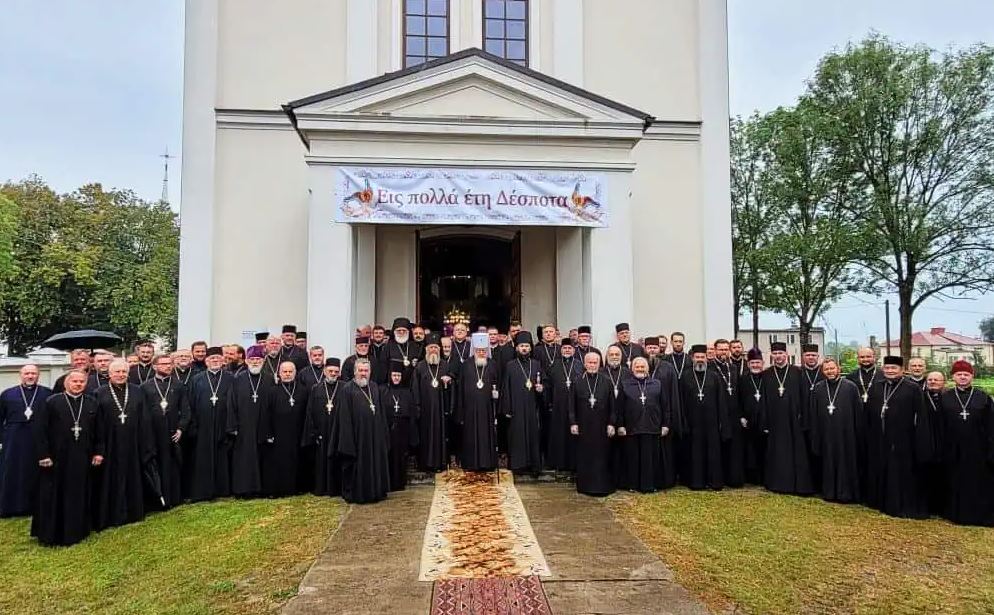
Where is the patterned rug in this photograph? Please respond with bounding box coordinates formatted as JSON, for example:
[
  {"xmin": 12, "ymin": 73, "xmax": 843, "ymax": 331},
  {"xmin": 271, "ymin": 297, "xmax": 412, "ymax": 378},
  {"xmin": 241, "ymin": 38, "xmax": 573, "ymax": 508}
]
[
  {"xmin": 430, "ymin": 576, "xmax": 553, "ymax": 615},
  {"xmin": 419, "ymin": 469, "xmax": 550, "ymax": 581}
]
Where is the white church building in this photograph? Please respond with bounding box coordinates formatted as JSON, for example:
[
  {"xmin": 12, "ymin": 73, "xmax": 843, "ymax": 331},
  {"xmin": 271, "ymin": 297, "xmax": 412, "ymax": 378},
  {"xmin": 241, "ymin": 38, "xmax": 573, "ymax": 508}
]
[{"xmin": 179, "ymin": 0, "xmax": 734, "ymax": 354}]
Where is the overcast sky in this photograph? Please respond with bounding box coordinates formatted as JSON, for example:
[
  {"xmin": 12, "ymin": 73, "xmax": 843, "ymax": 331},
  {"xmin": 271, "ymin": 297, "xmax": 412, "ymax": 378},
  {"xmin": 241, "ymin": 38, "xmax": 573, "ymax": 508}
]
[{"xmin": 1, "ymin": 0, "xmax": 992, "ymax": 342}]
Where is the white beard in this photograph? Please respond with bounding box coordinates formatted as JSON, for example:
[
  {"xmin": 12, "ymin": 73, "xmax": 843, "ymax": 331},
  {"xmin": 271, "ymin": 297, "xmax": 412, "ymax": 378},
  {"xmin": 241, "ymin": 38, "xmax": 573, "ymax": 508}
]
[
  {"xmin": 354, "ymin": 377, "xmax": 369, "ymax": 387},
  {"xmin": 427, "ymin": 354, "xmax": 440, "ymax": 365},
  {"xmin": 325, "ymin": 375, "xmax": 338, "ymax": 383},
  {"xmin": 607, "ymin": 359, "xmax": 621, "ymax": 369},
  {"xmin": 248, "ymin": 366, "xmax": 262, "ymax": 375},
  {"xmin": 693, "ymin": 362, "xmax": 707, "ymax": 373},
  {"xmin": 394, "ymin": 333, "xmax": 409, "ymax": 344},
  {"xmin": 475, "ymin": 357, "xmax": 488, "ymax": 368}
]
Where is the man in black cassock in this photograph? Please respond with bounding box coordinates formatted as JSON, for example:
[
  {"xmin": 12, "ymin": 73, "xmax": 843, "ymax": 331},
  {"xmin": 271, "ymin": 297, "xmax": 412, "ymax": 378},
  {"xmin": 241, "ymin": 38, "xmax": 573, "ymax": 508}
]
[
  {"xmin": 187, "ymin": 347, "xmax": 233, "ymax": 502},
  {"xmin": 644, "ymin": 337, "xmax": 663, "ymax": 373},
  {"xmin": 905, "ymin": 357, "xmax": 928, "ymax": 390},
  {"xmin": 759, "ymin": 342, "xmax": 813, "ymax": 495},
  {"xmin": 225, "ymin": 344, "xmax": 246, "ymax": 377},
  {"xmin": 864, "ymin": 356, "xmax": 933, "ymax": 519},
  {"xmin": 94, "ymin": 359, "xmax": 151, "ymax": 529},
  {"xmin": 227, "ymin": 345, "xmax": 271, "ymax": 498},
  {"xmin": 938, "ymin": 360, "xmax": 994, "ymax": 526},
  {"xmin": 141, "ymin": 353, "xmax": 189, "ymax": 509},
  {"xmin": 924, "ymin": 371, "xmax": 946, "ymax": 514},
  {"xmin": 648, "ymin": 343, "xmax": 683, "ymax": 489},
  {"xmin": 262, "ymin": 361, "xmax": 307, "ymax": 497},
  {"xmin": 0, "ymin": 365, "xmax": 51, "ymax": 517},
  {"xmin": 613, "ymin": 323, "xmax": 645, "ymax": 368},
  {"xmin": 261, "ymin": 336, "xmax": 284, "ymax": 385},
  {"xmin": 370, "ymin": 324, "xmax": 390, "ymax": 385},
  {"xmin": 501, "ymin": 331, "xmax": 545, "ymax": 476},
  {"xmin": 729, "ymin": 340, "xmax": 747, "ymax": 378},
  {"xmin": 386, "ymin": 317, "xmax": 422, "ymax": 386},
  {"xmin": 545, "ymin": 339, "xmax": 583, "ymax": 471},
  {"xmin": 847, "ymin": 347, "xmax": 884, "ymax": 404},
  {"xmin": 303, "ymin": 358, "xmax": 344, "ymax": 497},
  {"xmin": 664, "ymin": 332, "xmax": 689, "ymax": 379},
  {"xmin": 173, "ymin": 348, "xmax": 196, "ymax": 386},
  {"xmin": 712, "ymin": 339, "xmax": 744, "ymax": 487},
  {"xmin": 679, "ymin": 346, "xmax": 730, "ymax": 490},
  {"xmin": 808, "ymin": 358, "xmax": 863, "ymax": 503},
  {"xmin": 617, "ymin": 357, "xmax": 678, "ymax": 493},
  {"xmin": 449, "ymin": 323, "xmax": 472, "ymax": 370},
  {"xmin": 32, "ymin": 371, "xmax": 103, "ymax": 546},
  {"xmin": 191, "ymin": 342, "xmax": 209, "ymax": 373},
  {"xmin": 535, "ymin": 325, "xmax": 560, "ymax": 376},
  {"xmin": 278, "ymin": 324, "xmax": 309, "ymax": 371},
  {"xmin": 53, "ymin": 350, "xmax": 90, "ymax": 394},
  {"xmin": 86, "ymin": 350, "xmax": 112, "ymax": 391},
  {"xmin": 298, "ymin": 345, "xmax": 326, "ymax": 388},
  {"xmin": 128, "ymin": 341, "xmax": 155, "ymax": 385},
  {"xmin": 336, "ymin": 359, "xmax": 391, "ymax": 504},
  {"xmin": 798, "ymin": 343, "xmax": 825, "ymax": 491},
  {"xmin": 569, "ymin": 351, "xmax": 617, "ymax": 496},
  {"xmin": 575, "ymin": 325, "xmax": 601, "ymax": 360},
  {"xmin": 383, "ymin": 360, "xmax": 417, "ymax": 491},
  {"xmin": 455, "ymin": 335, "xmax": 499, "ymax": 471},
  {"xmin": 413, "ymin": 334, "xmax": 453, "ymax": 472},
  {"xmin": 342, "ymin": 335, "xmax": 372, "ymax": 382},
  {"xmin": 488, "ymin": 326, "xmax": 514, "ymax": 385},
  {"xmin": 737, "ymin": 348, "xmax": 766, "ymax": 485}
]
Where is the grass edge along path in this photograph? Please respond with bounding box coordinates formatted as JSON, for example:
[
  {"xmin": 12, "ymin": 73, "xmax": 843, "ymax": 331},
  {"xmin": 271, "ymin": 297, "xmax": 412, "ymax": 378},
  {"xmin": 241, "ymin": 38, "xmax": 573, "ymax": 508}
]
[
  {"xmin": 0, "ymin": 495, "xmax": 342, "ymax": 615},
  {"xmin": 611, "ymin": 487, "xmax": 994, "ymax": 615}
]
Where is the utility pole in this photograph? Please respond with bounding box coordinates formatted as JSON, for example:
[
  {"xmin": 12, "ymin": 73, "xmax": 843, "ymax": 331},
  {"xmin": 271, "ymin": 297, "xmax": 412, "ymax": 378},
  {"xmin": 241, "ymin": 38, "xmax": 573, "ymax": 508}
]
[
  {"xmin": 884, "ymin": 299, "xmax": 891, "ymax": 356},
  {"xmin": 159, "ymin": 148, "xmax": 174, "ymax": 206}
]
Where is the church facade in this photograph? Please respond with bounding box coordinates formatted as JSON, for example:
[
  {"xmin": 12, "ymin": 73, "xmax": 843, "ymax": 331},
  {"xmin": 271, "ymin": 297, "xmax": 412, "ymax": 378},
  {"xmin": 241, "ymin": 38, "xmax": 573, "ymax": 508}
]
[{"xmin": 179, "ymin": 0, "xmax": 734, "ymax": 354}]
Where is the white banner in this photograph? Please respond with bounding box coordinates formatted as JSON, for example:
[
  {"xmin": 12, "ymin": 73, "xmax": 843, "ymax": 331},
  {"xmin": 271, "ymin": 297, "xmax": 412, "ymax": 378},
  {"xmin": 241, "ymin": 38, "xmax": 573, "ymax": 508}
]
[{"xmin": 334, "ymin": 166, "xmax": 608, "ymax": 227}]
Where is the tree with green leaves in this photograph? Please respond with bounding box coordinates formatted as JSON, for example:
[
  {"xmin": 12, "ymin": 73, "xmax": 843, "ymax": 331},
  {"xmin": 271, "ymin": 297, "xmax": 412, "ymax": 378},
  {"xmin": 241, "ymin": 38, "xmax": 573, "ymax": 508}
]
[
  {"xmin": 980, "ymin": 316, "xmax": 994, "ymax": 343},
  {"xmin": 807, "ymin": 36, "xmax": 994, "ymax": 359},
  {"xmin": 0, "ymin": 177, "xmax": 179, "ymax": 355}
]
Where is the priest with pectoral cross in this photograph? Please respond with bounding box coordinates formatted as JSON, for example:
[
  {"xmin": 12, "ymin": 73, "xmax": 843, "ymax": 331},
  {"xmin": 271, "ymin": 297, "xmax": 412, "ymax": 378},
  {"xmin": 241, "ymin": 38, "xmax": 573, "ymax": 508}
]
[
  {"xmin": 128, "ymin": 341, "xmax": 156, "ymax": 385},
  {"xmin": 678, "ymin": 345, "xmax": 730, "ymax": 491},
  {"xmin": 737, "ymin": 348, "xmax": 767, "ymax": 485},
  {"xmin": 569, "ymin": 352, "xmax": 617, "ymax": 496},
  {"xmin": 31, "ymin": 370, "xmax": 103, "ymax": 546},
  {"xmin": 863, "ymin": 355, "xmax": 933, "ymax": 519},
  {"xmin": 141, "ymin": 353, "xmax": 189, "ymax": 509},
  {"xmin": 336, "ymin": 359, "xmax": 391, "ymax": 503},
  {"xmin": 187, "ymin": 346, "xmax": 233, "ymax": 502},
  {"xmin": 616, "ymin": 357, "xmax": 679, "ymax": 493},
  {"xmin": 759, "ymin": 342, "xmax": 813, "ymax": 496},
  {"xmin": 846, "ymin": 347, "xmax": 884, "ymax": 404},
  {"xmin": 262, "ymin": 361, "xmax": 307, "ymax": 497},
  {"xmin": 0, "ymin": 364, "xmax": 52, "ymax": 517},
  {"xmin": 712, "ymin": 339, "xmax": 745, "ymax": 488},
  {"xmin": 226, "ymin": 345, "xmax": 271, "ymax": 497},
  {"xmin": 501, "ymin": 331, "xmax": 546, "ymax": 477},
  {"xmin": 303, "ymin": 358, "xmax": 344, "ymax": 497},
  {"xmin": 413, "ymin": 334, "xmax": 454, "ymax": 472},
  {"xmin": 545, "ymin": 339, "xmax": 583, "ymax": 471},
  {"xmin": 454, "ymin": 334, "xmax": 500, "ymax": 472},
  {"xmin": 938, "ymin": 360, "xmax": 994, "ymax": 526},
  {"xmin": 383, "ymin": 360, "xmax": 417, "ymax": 491},
  {"xmin": 94, "ymin": 358, "xmax": 152, "ymax": 530},
  {"xmin": 386, "ymin": 317, "xmax": 422, "ymax": 386},
  {"xmin": 807, "ymin": 358, "xmax": 864, "ymax": 504}
]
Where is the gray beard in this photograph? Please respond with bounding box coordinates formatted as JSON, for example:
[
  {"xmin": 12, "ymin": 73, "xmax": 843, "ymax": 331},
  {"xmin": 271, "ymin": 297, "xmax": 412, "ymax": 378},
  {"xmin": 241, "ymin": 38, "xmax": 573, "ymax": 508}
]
[
  {"xmin": 427, "ymin": 355, "xmax": 440, "ymax": 365},
  {"xmin": 394, "ymin": 333, "xmax": 409, "ymax": 344},
  {"xmin": 693, "ymin": 362, "xmax": 707, "ymax": 373},
  {"xmin": 475, "ymin": 357, "xmax": 488, "ymax": 368},
  {"xmin": 325, "ymin": 375, "xmax": 338, "ymax": 383},
  {"xmin": 607, "ymin": 359, "xmax": 621, "ymax": 369},
  {"xmin": 354, "ymin": 377, "xmax": 369, "ymax": 387},
  {"xmin": 248, "ymin": 366, "xmax": 262, "ymax": 375}
]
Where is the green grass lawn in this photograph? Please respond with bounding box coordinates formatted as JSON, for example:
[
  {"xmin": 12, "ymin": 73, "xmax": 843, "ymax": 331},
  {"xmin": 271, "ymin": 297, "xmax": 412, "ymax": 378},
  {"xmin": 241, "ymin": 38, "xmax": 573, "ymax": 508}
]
[
  {"xmin": 975, "ymin": 377, "xmax": 994, "ymax": 394},
  {"xmin": 0, "ymin": 496, "xmax": 342, "ymax": 615},
  {"xmin": 614, "ymin": 488, "xmax": 994, "ymax": 615}
]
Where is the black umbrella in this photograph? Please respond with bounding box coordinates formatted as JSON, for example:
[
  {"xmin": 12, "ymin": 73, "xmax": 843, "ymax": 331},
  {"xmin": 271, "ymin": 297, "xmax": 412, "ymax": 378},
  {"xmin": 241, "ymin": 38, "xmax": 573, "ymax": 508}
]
[
  {"xmin": 143, "ymin": 459, "xmax": 167, "ymax": 508},
  {"xmin": 42, "ymin": 329, "xmax": 123, "ymax": 351}
]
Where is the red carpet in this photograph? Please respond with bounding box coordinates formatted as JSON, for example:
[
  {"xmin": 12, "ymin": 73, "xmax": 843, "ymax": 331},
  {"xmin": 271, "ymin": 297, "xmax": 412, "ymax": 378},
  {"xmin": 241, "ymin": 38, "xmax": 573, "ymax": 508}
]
[{"xmin": 430, "ymin": 575, "xmax": 552, "ymax": 615}]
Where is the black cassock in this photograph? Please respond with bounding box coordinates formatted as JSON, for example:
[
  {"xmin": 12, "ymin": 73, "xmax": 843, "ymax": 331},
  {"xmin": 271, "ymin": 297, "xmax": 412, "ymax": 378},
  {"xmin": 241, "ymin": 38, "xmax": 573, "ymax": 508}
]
[
  {"xmin": 679, "ymin": 368, "xmax": 730, "ymax": 490},
  {"xmin": 226, "ymin": 372, "xmax": 272, "ymax": 497},
  {"xmin": 737, "ymin": 371, "xmax": 766, "ymax": 485},
  {"xmin": 341, "ymin": 353, "xmax": 371, "ymax": 382},
  {"xmin": 454, "ymin": 360, "xmax": 499, "ymax": 472},
  {"xmin": 280, "ymin": 344, "xmax": 309, "ymax": 371},
  {"xmin": 801, "ymin": 365, "xmax": 826, "ymax": 491},
  {"xmin": 711, "ymin": 361, "xmax": 744, "ymax": 487},
  {"xmin": 545, "ymin": 356, "xmax": 583, "ymax": 471},
  {"xmin": 613, "ymin": 342, "xmax": 645, "ymax": 369},
  {"xmin": 386, "ymin": 341, "xmax": 423, "ymax": 386},
  {"xmin": 535, "ymin": 343, "xmax": 560, "ymax": 377},
  {"xmin": 808, "ymin": 378, "xmax": 863, "ymax": 503},
  {"xmin": 604, "ymin": 365, "xmax": 631, "ymax": 487},
  {"xmin": 298, "ymin": 364, "xmax": 325, "ymax": 389},
  {"xmin": 924, "ymin": 390, "xmax": 945, "ymax": 514},
  {"xmin": 569, "ymin": 371, "xmax": 617, "ymax": 496},
  {"xmin": 369, "ymin": 342, "xmax": 390, "ymax": 385},
  {"xmin": 187, "ymin": 370, "xmax": 234, "ymax": 502},
  {"xmin": 501, "ymin": 357, "xmax": 545, "ymax": 474},
  {"xmin": 759, "ymin": 365, "xmax": 813, "ymax": 495},
  {"xmin": 31, "ymin": 393, "xmax": 101, "ymax": 546},
  {"xmin": 864, "ymin": 378, "xmax": 933, "ymax": 519},
  {"xmin": 141, "ymin": 376, "xmax": 190, "ymax": 509},
  {"xmin": 383, "ymin": 383, "xmax": 417, "ymax": 491},
  {"xmin": 128, "ymin": 362, "xmax": 155, "ymax": 386},
  {"xmin": 412, "ymin": 360, "xmax": 453, "ymax": 472},
  {"xmin": 303, "ymin": 379, "xmax": 344, "ymax": 496},
  {"xmin": 336, "ymin": 382, "xmax": 391, "ymax": 504},
  {"xmin": 650, "ymin": 361, "xmax": 684, "ymax": 489},
  {"xmin": 85, "ymin": 371, "xmax": 110, "ymax": 393},
  {"xmin": 262, "ymin": 381, "xmax": 307, "ymax": 497},
  {"xmin": 0, "ymin": 384, "xmax": 51, "ymax": 517},
  {"xmin": 616, "ymin": 375, "xmax": 674, "ymax": 493},
  {"xmin": 846, "ymin": 366, "xmax": 885, "ymax": 405},
  {"xmin": 94, "ymin": 383, "xmax": 151, "ymax": 530},
  {"xmin": 938, "ymin": 387, "xmax": 994, "ymax": 526},
  {"xmin": 261, "ymin": 355, "xmax": 284, "ymax": 387}
]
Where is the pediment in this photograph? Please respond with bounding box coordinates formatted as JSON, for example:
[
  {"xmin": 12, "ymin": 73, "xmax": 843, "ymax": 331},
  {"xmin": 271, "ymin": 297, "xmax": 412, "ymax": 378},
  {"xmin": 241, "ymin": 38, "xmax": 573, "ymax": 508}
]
[{"xmin": 286, "ymin": 48, "xmax": 651, "ymax": 126}]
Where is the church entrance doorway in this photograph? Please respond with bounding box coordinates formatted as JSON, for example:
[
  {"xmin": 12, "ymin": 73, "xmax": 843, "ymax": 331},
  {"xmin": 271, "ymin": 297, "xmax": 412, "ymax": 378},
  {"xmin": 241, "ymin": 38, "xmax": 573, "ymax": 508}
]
[{"xmin": 417, "ymin": 230, "xmax": 520, "ymax": 333}]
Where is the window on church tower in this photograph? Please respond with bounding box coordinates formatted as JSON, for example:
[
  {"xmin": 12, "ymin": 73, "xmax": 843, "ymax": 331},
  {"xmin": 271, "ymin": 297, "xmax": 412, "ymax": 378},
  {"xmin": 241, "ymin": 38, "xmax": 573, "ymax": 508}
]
[
  {"xmin": 483, "ymin": 0, "xmax": 528, "ymax": 66},
  {"xmin": 404, "ymin": 0, "xmax": 449, "ymax": 68}
]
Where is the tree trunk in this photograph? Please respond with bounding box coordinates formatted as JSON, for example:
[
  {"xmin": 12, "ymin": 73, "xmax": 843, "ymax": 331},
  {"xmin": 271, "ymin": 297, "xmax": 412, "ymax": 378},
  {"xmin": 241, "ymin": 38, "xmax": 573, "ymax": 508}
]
[
  {"xmin": 799, "ymin": 319, "xmax": 811, "ymax": 346},
  {"xmin": 751, "ymin": 298, "xmax": 760, "ymax": 348},
  {"xmin": 898, "ymin": 287, "xmax": 914, "ymax": 361}
]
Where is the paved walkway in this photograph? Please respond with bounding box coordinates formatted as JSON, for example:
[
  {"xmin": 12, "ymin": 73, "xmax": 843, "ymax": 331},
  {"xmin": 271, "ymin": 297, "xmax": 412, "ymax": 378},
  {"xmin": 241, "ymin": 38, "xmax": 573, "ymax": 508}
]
[{"xmin": 282, "ymin": 483, "xmax": 708, "ymax": 615}]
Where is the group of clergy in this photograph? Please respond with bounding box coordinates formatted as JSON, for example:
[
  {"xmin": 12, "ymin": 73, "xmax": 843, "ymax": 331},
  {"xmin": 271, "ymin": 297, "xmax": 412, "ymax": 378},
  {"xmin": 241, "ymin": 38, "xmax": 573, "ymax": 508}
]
[{"xmin": 2, "ymin": 320, "xmax": 994, "ymax": 548}]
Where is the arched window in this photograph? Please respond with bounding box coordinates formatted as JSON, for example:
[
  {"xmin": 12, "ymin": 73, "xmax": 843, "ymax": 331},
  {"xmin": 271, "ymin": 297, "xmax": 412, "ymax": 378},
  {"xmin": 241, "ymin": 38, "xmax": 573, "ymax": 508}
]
[
  {"xmin": 483, "ymin": 0, "xmax": 528, "ymax": 66},
  {"xmin": 404, "ymin": 0, "xmax": 450, "ymax": 68}
]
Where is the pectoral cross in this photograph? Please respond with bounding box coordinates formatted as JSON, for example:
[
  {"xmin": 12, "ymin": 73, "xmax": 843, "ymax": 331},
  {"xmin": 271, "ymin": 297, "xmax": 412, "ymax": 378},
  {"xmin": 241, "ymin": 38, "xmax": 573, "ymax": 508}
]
[
  {"xmin": 753, "ymin": 391, "xmax": 761, "ymax": 402},
  {"xmin": 251, "ymin": 392, "xmax": 258, "ymax": 403},
  {"xmin": 289, "ymin": 397, "xmax": 295, "ymax": 407},
  {"xmin": 24, "ymin": 406, "xmax": 33, "ymax": 420},
  {"xmin": 160, "ymin": 399, "xmax": 169, "ymax": 411},
  {"xmin": 118, "ymin": 409, "xmax": 128, "ymax": 425},
  {"xmin": 827, "ymin": 403, "xmax": 835, "ymax": 415},
  {"xmin": 525, "ymin": 379, "xmax": 533, "ymax": 390},
  {"xmin": 326, "ymin": 399, "xmax": 333, "ymax": 414},
  {"xmin": 210, "ymin": 394, "xmax": 219, "ymax": 406},
  {"xmin": 727, "ymin": 383, "xmax": 733, "ymax": 395},
  {"xmin": 394, "ymin": 399, "xmax": 400, "ymax": 413},
  {"xmin": 589, "ymin": 394, "xmax": 596, "ymax": 408},
  {"xmin": 369, "ymin": 403, "xmax": 376, "ymax": 414},
  {"xmin": 861, "ymin": 392, "xmax": 868, "ymax": 403},
  {"xmin": 566, "ymin": 378, "xmax": 571, "ymax": 389},
  {"xmin": 960, "ymin": 408, "xmax": 970, "ymax": 421},
  {"xmin": 71, "ymin": 424, "xmax": 82, "ymax": 441},
  {"xmin": 778, "ymin": 385, "xmax": 785, "ymax": 397},
  {"xmin": 639, "ymin": 392, "xmax": 647, "ymax": 405}
]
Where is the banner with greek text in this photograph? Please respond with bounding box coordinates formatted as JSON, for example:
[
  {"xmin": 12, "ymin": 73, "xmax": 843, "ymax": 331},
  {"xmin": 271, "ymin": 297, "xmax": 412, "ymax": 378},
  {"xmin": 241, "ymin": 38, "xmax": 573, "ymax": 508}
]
[{"xmin": 334, "ymin": 166, "xmax": 608, "ymax": 227}]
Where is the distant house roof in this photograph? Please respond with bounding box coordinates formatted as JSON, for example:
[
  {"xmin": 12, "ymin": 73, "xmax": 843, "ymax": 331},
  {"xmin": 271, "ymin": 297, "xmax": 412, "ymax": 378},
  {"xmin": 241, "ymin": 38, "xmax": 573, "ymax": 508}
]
[{"xmin": 885, "ymin": 327, "xmax": 992, "ymax": 348}]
